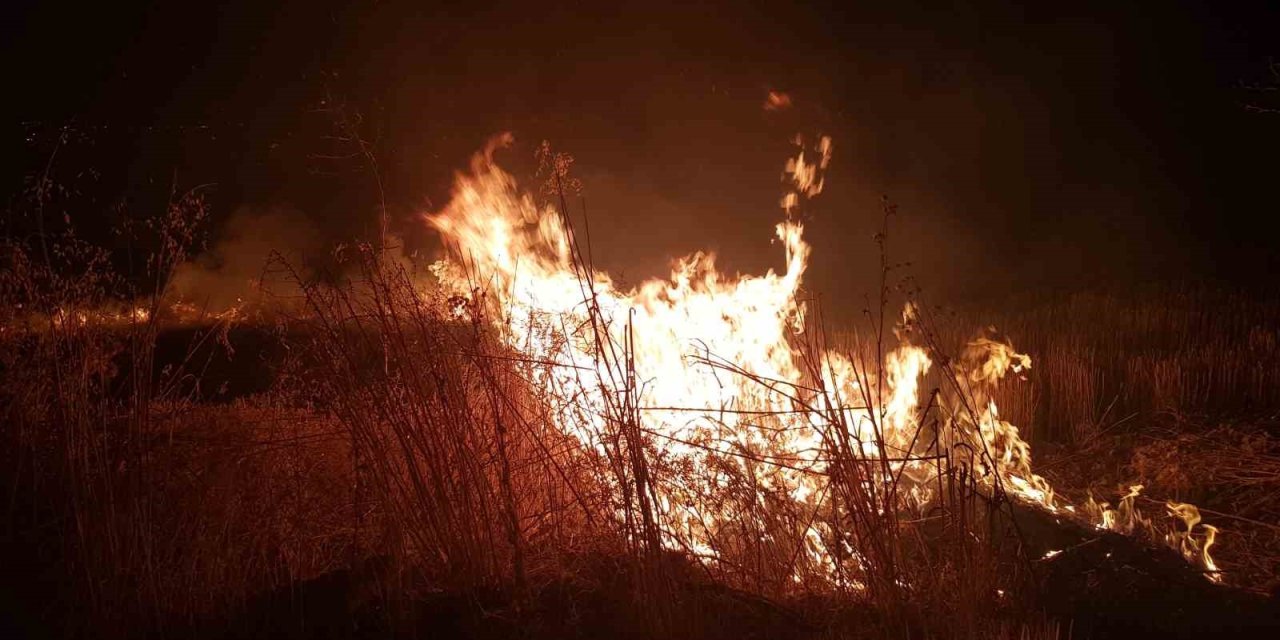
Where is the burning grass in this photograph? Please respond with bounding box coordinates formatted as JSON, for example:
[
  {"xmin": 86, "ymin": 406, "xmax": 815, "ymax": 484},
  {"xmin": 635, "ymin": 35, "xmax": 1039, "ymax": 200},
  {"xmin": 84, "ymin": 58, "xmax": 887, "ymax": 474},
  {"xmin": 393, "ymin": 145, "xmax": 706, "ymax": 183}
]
[
  {"xmin": 262, "ymin": 239, "xmax": 1055, "ymax": 638},
  {"xmin": 1, "ymin": 134, "xmax": 1276, "ymax": 639},
  {"xmin": 926, "ymin": 289, "xmax": 1280, "ymax": 593},
  {"xmin": 935, "ymin": 288, "xmax": 1280, "ymax": 446},
  {"xmin": 1034, "ymin": 415, "xmax": 1280, "ymax": 595}
]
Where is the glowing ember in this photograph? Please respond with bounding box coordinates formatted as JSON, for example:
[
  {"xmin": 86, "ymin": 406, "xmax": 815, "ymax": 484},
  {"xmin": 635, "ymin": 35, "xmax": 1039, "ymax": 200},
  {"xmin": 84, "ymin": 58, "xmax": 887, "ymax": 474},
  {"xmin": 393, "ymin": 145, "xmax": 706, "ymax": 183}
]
[{"xmin": 764, "ymin": 90, "xmax": 793, "ymax": 112}]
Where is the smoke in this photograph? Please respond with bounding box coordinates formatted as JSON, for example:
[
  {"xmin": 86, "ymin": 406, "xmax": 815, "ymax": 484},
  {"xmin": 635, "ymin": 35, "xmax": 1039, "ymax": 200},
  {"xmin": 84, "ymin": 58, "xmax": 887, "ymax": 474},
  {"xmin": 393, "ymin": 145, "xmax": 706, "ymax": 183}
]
[{"xmin": 168, "ymin": 207, "xmax": 322, "ymax": 311}]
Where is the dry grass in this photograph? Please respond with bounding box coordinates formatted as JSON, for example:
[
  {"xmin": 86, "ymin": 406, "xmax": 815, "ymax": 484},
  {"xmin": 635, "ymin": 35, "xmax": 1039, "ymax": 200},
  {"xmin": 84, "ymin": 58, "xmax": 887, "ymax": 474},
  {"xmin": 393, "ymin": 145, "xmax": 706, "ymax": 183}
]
[
  {"xmin": 932, "ymin": 288, "xmax": 1280, "ymax": 446},
  {"xmin": 11, "ymin": 161, "xmax": 1271, "ymax": 638},
  {"xmin": 0, "ymin": 187, "xmax": 363, "ymax": 635},
  {"xmin": 1035, "ymin": 414, "xmax": 1280, "ymax": 593},
  {"xmin": 3, "ymin": 172, "xmax": 1236, "ymax": 639},
  {"xmin": 922, "ymin": 289, "xmax": 1280, "ymax": 592},
  {"xmin": 252, "ymin": 188, "xmax": 1051, "ymax": 637},
  {"xmin": 284, "ymin": 243, "xmax": 615, "ymax": 589}
]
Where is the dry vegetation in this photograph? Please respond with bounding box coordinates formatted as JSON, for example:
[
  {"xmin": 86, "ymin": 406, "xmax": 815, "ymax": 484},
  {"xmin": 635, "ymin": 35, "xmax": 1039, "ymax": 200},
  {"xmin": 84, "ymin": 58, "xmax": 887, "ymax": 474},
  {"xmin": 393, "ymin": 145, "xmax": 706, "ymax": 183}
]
[
  {"xmin": 939, "ymin": 289, "xmax": 1280, "ymax": 443},
  {"xmin": 930, "ymin": 290, "xmax": 1280, "ymax": 592},
  {"xmin": 2, "ymin": 171, "xmax": 1276, "ymax": 639}
]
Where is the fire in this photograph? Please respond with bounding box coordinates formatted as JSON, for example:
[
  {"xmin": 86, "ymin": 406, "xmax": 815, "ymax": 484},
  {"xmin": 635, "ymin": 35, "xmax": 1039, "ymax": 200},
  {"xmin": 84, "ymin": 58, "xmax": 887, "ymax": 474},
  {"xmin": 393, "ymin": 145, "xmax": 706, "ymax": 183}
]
[
  {"xmin": 425, "ymin": 133, "xmax": 1220, "ymax": 585},
  {"xmin": 764, "ymin": 90, "xmax": 793, "ymax": 112},
  {"xmin": 6, "ymin": 300, "xmax": 244, "ymax": 334},
  {"xmin": 1167, "ymin": 501, "xmax": 1221, "ymax": 580}
]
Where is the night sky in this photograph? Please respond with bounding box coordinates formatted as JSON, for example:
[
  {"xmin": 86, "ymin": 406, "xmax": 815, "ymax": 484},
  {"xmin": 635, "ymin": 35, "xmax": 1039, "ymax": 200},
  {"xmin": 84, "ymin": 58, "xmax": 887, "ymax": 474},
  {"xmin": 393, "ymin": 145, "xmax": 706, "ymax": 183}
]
[{"xmin": 4, "ymin": 0, "xmax": 1278, "ymax": 310}]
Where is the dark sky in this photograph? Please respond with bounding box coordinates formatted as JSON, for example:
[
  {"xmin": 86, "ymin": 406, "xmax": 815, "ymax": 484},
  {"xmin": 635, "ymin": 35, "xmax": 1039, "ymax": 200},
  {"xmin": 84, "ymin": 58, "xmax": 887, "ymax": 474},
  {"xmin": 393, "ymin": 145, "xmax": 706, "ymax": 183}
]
[{"xmin": 4, "ymin": 0, "xmax": 1278, "ymax": 309}]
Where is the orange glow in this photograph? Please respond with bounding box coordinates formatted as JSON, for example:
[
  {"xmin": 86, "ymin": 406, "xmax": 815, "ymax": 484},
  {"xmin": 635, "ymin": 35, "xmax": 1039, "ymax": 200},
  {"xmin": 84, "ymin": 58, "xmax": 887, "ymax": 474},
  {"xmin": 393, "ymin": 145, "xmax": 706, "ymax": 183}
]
[
  {"xmin": 424, "ymin": 132, "xmax": 1219, "ymax": 584},
  {"xmin": 764, "ymin": 90, "xmax": 793, "ymax": 112}
]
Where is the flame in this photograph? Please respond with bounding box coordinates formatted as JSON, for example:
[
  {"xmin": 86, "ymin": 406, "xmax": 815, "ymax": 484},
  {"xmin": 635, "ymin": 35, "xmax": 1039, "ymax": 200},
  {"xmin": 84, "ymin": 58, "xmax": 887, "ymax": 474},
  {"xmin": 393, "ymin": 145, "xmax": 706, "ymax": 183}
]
[
  {"xmin": 1167, "ymin": 501, "xmax": 1221, "ymax": 582},
  {"xmin": 764, "ymin": 90, "xmax": 793, "ymax": 112},
  {"xmin": 9, "ymin": 299, "xmax": 244, "ymax": 333},
  {"xmin": 424, "ymin": 133, "xmax": 1220, "ymax": 585}
]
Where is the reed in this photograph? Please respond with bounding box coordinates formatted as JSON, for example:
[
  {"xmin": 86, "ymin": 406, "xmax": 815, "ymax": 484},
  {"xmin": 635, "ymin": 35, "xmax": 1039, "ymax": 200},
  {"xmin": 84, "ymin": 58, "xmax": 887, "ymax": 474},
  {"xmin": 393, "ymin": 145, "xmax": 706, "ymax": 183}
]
[{"xmin": 928, "ymin": 287, "xmax": 1280, "ymax": 445}]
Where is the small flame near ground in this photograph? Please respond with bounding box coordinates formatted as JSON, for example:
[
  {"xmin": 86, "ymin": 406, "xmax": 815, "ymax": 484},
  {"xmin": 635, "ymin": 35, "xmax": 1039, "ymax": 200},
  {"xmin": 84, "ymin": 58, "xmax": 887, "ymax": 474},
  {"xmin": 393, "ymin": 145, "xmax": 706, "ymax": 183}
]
[{"xmin": 764, "ymin": 90, "xmax": 793, "ymax": 112}]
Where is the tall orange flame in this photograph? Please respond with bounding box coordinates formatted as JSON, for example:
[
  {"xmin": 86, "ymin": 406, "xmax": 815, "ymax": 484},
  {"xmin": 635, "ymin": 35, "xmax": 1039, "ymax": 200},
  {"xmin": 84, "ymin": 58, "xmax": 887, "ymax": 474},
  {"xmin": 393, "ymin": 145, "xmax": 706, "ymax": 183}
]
[{"xmin": 425, "ymin": 133, "xmax": 1220, "ymax": 584}]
